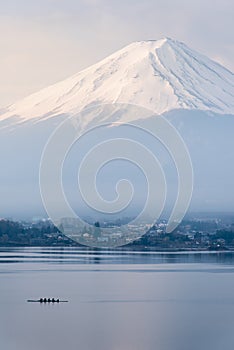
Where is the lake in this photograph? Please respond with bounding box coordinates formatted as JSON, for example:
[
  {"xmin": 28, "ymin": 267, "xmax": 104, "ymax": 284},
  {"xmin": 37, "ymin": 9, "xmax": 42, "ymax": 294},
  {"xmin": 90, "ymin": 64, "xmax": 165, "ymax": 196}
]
[{"xmin": 1, "ymin": 247, "xmax": 234, "ymax": 350}]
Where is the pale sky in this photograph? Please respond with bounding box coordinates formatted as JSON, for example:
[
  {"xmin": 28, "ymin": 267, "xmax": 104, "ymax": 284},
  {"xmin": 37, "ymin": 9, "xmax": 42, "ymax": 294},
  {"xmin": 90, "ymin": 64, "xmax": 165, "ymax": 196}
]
[{"xmin": 0, "ymin": 0, "xmax": 233, "ymax": 108}]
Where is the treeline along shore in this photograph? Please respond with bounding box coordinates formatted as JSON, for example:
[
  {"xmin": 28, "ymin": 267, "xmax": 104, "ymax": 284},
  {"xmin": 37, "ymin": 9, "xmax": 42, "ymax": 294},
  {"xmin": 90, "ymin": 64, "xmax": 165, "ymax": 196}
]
[{"xmin": 1, "ymin": 216, "xmax": 234, "ymax": 251}]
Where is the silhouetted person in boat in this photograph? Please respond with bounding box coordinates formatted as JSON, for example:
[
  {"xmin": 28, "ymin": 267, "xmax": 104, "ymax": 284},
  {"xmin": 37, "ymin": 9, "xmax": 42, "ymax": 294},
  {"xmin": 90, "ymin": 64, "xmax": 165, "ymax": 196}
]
[{"xmin": 37, "ymin": 297, "xmax": 61, "ymax": 303}]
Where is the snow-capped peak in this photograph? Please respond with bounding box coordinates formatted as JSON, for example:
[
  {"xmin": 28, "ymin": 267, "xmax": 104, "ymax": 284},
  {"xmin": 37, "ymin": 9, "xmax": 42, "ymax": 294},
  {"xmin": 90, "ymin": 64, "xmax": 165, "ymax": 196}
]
[{"xmin": 1, "ymin": 38, "xmax": 234, "ymax": 123}]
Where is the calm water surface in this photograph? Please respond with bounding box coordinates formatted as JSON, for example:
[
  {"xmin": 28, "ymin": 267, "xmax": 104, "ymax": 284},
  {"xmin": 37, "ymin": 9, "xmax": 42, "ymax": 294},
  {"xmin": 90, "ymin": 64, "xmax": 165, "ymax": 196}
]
[{"xmin": 1, "ymin": 247, "xmax": 234, "ymax": 350}]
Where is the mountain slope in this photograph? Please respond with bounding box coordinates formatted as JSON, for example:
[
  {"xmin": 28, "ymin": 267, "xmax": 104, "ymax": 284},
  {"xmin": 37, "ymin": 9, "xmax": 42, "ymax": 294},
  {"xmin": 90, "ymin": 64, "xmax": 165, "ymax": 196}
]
[
  {"xmin": 0, "ymin": 38, "xmax": 234, "ymax": 221},
  {"xmin": 1, "ymin": 37, "xmax": 234, "ymax": 126}
]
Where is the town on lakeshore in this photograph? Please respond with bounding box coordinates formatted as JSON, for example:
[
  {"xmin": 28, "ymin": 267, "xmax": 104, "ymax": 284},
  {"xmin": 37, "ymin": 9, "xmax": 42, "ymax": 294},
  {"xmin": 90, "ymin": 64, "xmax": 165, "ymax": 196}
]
[{"xmin": 1, "ymin": 213, "xmax": 234, "ymax": 251}]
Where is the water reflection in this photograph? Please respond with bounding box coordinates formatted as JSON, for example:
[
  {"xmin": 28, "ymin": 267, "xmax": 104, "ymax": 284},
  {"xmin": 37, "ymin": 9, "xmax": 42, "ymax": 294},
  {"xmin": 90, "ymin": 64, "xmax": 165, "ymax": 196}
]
[{"xmin": 1, "ymin": 247, "xmax": 234, "ymax": 265}]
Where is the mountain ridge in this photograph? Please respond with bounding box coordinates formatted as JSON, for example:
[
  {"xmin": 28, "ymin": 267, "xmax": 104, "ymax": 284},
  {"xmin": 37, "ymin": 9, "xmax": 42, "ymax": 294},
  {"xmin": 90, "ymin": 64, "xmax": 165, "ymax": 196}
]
[{"xmin": 0, "ymin": 37, "xmax": 234, "ymax": 125}]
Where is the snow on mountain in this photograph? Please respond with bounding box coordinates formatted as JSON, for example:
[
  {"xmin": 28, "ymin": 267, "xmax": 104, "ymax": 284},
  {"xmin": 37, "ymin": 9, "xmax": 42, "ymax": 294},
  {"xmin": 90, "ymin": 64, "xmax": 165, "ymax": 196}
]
[
  {"xmin": 1, "ymin": 37, "xmax": 234, "ymax": 126},
  {"xmin": 0, "ymin": 38, "xmax": 234, "ymax": 219}
]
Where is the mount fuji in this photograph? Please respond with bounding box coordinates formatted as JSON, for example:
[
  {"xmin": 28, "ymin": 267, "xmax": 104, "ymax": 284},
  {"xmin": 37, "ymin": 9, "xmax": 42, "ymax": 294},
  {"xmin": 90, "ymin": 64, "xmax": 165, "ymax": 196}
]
[
  {"xmin": 1, "ymin": 37, "xmax": 233, "ymax": 125},
  {"xmin": 0, "ymin": 38, "xmax": 234, "ymax": 219}
]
